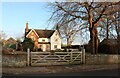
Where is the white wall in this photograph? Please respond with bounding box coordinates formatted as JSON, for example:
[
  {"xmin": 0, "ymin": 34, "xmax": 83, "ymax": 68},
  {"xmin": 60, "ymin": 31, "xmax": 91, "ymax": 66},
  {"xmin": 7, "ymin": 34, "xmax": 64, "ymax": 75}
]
[
  {"xmin": 38, "ymin": 38, "xmax": 50, "ymax": 42},
  {"xmin": 50, "ymin": 30, "xmax": 61, "ymax": 50},
  {"xmin": 42, "ymin": 44, "xmax": 46, "ymax": 51}
]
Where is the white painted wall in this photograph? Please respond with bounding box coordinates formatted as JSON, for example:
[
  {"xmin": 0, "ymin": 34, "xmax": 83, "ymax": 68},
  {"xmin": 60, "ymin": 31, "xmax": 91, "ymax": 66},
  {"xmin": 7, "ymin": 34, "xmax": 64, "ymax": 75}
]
[
  {"xmin": 42, "ymin": 44, "xmax": 46, "ymax": 51},
  {"xmin": 38, "ymin": 38, "xmax": 50, "ymax": 42},
  {"xmin": 50, "ymin": 30, "xmax": 61, "ymax": 50}
]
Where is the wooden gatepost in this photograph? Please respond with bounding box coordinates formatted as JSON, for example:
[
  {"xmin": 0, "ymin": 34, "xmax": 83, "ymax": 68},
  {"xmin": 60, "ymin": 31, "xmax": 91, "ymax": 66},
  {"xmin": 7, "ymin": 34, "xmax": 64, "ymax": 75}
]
[
  {"xmin": 27, "ymin": 48, "xmax": 30, "ymax": 66},
  {"xmin": 82, "ymin": 48, "xmax": 85, "ymax": 64}
]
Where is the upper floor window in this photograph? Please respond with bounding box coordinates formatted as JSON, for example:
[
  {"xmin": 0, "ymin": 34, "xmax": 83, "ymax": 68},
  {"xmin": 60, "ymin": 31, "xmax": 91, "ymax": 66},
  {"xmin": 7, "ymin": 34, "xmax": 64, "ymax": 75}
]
[
  {"xmin": 31, "ymin": 32, "xmax": 34, "ymax": 35},
  {"xmin": 56, "ymin": 33, "xmax": 57, "ymax": 36},
  {"xmin": 31, "ymin": 36, "xmax": 34, "ymax": 41},
  {"xmin": 42, "ymin": 39, "xmax": 45, "ymax": 42},
  {"xmin": 55, "ymin": 39, "xmax": 58, "ymax": 42}
]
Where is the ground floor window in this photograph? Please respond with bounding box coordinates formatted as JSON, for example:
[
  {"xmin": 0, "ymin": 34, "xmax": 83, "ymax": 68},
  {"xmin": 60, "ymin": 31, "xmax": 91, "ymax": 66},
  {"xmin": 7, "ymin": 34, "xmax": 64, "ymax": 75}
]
[
  {"xmin": 39, "ymin": 45, "xmax": 42, "ymax": 48},
  {"xmin": 54, "ymin": 45, "xmax": 57, "ymax": 49},
  {"xmin": 45, "ymin": 44, "xmax": 49, "ymax": 51}
]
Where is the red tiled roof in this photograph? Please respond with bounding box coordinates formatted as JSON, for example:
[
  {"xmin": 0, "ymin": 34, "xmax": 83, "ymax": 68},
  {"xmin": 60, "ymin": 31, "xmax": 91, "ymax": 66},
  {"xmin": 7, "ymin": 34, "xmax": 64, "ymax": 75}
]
[
  {"xmin": 27, "ymin": 29, "xmax": 55, "ymax": 38},
  {"xmin": 6, "ymin": 37, "xmax": 17, "ymax": 44},
  {"xmin": 100, "ymin": 39, "xmax": 118, "ymax": 45}
]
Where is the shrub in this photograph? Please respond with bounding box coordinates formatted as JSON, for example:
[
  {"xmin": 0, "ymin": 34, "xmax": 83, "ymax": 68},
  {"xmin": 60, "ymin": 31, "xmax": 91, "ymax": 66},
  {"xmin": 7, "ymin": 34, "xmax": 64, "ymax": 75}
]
[
  {"xmin": 9, "ymin": 44, "xmax": 16, "ymax": 49},
  {"xmin": 63, "ymin": 48, "xmax": 67, "ymax": 52},
  {"xmin": 16, "ymin": 43, "xmax": 22, "ymax": 51},
  {"xmin": 4, "ymin": 43, "xmax": 10, "ymax": 48},
  {"xmin": 22, "ymin": 38, "xmax": 34, "ymax": 52},
  {"xmin": 55, "ymin": 49, "xmax": 63, "ymax": 52},
  {"xmin": 4, "ymin": 43, "xmax": 16, "ymax": 49},
  {"xmin": 50, "ymin": 49, "xmax": 64, "ymax": 52},
  {"xmin": 33, "ymin": 46, "xmax": 38, "ymax": 52},
  {"xmin": 38, "ymin": 48, "xmax": 42, "ymax": 51}
]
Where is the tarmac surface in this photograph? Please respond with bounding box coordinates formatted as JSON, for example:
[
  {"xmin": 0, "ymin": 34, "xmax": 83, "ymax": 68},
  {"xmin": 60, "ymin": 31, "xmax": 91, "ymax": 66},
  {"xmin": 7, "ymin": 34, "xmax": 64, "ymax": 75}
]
[{"xmin": 1, "ymin": 64, "xmax": 120, "ymax": 77}]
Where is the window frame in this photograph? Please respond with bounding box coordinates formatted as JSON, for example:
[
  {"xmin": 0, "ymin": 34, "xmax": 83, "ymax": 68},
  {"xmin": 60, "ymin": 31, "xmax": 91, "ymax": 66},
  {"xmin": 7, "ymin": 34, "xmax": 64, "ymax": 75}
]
[
  {"xmin": 54, "ymin": 45, "xmax": 57, "ymax": 49},
  {"xmin": 31, "ymin": 36, "xmax": 34, "ymax": 41},
  {"xmin": 42, "ymin": 39, "xmax": 45, "ymax": 42}
]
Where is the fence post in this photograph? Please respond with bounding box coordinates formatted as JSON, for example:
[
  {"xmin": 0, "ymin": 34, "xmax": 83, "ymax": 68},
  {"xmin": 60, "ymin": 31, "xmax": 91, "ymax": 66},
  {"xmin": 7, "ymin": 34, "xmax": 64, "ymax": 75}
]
[
  {"xmin": 82, "ymin": 48, "xmax": 85, "ymax": 64},
  {"xmin": 27, "ymin": 48, "xmax": 30, "ymax": 66},
  {"xmin": 70, "ymin": 52, "xmax": 73, "ymax": 63}
]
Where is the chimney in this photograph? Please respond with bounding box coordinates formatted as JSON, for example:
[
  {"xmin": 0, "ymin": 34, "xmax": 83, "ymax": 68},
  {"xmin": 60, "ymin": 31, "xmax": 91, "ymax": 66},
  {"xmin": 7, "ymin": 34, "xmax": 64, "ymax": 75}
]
[
  {"xmin": 56, "ymin": 23, "xmax": 59, "ymax": 32},
  {"xmin": 25, "ymin": 21, "xmax": 28, "ymax": 32},
  {"xmin": 25, "ymin": 21, "xmax": 29, "ymax": 38},
  {"xmin": 56, "ymin": 23, "xmax": 60, "ymax": 35}
]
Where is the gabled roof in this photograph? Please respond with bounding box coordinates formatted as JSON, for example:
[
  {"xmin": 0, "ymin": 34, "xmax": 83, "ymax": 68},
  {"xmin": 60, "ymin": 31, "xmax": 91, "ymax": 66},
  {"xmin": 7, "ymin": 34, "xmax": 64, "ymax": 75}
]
[
  {"xmin": 6, "ymin": 37, "xmax": 17, "ymax": 44},
  {"xmin": 100, "ymin": 39, "xmax": 118, "ymax": 45},
  {"xmin": 26, "ymin": 29, "xmax": 55, "ymax": 38},
  {"xmin": 7, "ymin": 37, "xmax": 16, "ymax": 42}
]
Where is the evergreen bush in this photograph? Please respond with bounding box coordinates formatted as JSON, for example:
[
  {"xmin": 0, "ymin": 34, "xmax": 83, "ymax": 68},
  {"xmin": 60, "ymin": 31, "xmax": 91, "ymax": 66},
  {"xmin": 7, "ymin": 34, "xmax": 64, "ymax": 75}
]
[{"xmin": 22, "ymin": 38, "xmax": 34, "ymax": 52}]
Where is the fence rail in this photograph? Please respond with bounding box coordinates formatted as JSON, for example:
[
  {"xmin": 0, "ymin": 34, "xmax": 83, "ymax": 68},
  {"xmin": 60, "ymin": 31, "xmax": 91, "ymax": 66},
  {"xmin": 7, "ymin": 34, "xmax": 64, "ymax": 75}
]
[{"xmin": 27, "ymin": 49, "xmax": 85, "ymax": 66}]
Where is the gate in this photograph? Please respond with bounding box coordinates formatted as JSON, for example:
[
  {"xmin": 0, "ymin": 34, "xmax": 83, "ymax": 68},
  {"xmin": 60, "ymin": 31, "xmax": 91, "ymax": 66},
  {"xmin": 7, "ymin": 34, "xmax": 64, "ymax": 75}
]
[{"xmin": 27, "ymin": 49, "xmax": 85, "ymax": 66}]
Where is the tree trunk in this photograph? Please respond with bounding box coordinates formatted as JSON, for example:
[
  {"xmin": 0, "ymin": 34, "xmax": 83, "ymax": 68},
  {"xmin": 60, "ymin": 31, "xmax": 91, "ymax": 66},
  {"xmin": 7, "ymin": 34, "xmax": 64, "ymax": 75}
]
[
  {"xmin": 89, "ymin": 9, "xmax": 96, "ymax": 54},
  {"xmin": 88, "ymin": 9, "xmax": 99, "ymax": 54},
  {"xmin": 106, "ymin": 18, "xmax": 109, "ymax": 39},
  {"xmin": 89, "ymin": 26, "xmax": 98, "ymax": 54},
  {"xmin": 67, "ymin": 37, "xmax": 69, "ymax": 46},
  {"xmin": 89, "ymin": 27, "xmax": 95, "ymax": 54},
  {"xmin": 94, "ymin": 27, "xmax": 98, "ymax": 54}
]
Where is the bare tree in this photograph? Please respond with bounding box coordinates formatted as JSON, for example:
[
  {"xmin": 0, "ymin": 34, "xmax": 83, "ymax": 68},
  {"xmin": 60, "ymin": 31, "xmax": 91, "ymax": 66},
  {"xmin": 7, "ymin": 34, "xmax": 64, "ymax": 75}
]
[
  {"xmin": 98, "ymin": 3, "xmax": 120, "ymax": 40},
  {"xmin": 55, "ymin": 21, "xmax": 85, "ymax": 46},
  {"xmin": 113, "ymin": 12, "xmax": 120, "ymax": 39},
  {"xmin": 0, "ymin": 31, "xmax": 7, "ymax": 41},
  {"xmin": 49, "ymin": 1, "xmax": 120, "ymax": 54}
]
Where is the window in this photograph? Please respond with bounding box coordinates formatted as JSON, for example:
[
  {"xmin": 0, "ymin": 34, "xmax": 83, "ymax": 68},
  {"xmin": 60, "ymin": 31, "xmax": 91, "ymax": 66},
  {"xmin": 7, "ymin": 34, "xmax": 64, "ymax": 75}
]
[
  {"xmin": 56, "ymin": 33, "xmax": 57, "ymax": 36},
  {"xmin": 39, "ymin": 45, "xmax": 42, "ymax": 48},
  {"xmin": 31, "ymin": 32, "xmax": 34, "ymax": 35},
  {"xmin": 54, "ymin": 45, "xmax": 57, "ymax": 49},
  {"xmin": 42, "ymin": 39, "xmax": 45, "ymax": 42},
  {"xmin": 55, "ymin": 39, "xmax": 58, "ymax": 42},
  {"xmin": 46, "ymin": 45, "xmax": 50, "ymax": 51},
  {"xmin": 31, "ymin": 36, "xmax": 34, "ymax": 41}
]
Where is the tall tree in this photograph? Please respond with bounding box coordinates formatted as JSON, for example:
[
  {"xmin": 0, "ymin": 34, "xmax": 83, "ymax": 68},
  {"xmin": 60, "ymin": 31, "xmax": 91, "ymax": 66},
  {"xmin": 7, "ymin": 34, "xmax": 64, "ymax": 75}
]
[
  {"xmin": 49, "ymin": 1, "xmax": 120, "ymax": 54},
  {"xmin": 54, "ymin": 21, "xmax": 85, "ymax": 46},
  {"xmin": 98, "ymin": 3, "xmax": 120, "ymax": 40}
]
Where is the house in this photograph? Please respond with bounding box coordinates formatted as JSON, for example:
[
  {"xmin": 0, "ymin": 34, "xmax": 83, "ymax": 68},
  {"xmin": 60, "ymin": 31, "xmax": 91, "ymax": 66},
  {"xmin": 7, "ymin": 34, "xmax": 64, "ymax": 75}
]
[
  {"xmin": 1, "ymin": 39, "xmax": 7, "ymax": 46},
  {"xmin": 5, "ymin": 37, "xmax": 18, "ymax": 50},
  {"xmin": 98, "ymin": 39, "xmax": 118, "ymax": 54},
  {"xmin": 25, "ymin": 22, "xmax": 61, "ymax": 51},
  {"xmin": 6, "ymin": 37, "xmax": 17, "ymax": 44}
]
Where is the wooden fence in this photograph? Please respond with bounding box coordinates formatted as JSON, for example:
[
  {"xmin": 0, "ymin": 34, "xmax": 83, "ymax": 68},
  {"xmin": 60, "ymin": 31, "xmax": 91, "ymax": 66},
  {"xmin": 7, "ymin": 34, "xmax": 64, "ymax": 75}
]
[{"xmin": 27, "ymin": 49, "xmax": 85, "ymax": 66}]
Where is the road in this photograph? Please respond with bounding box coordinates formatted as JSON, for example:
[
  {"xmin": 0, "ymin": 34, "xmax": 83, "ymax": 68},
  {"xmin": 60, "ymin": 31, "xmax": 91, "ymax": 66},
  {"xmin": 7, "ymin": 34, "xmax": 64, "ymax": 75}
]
[
  {"xmin": 1, "ymin": 64, "xmax": 120, "ymax": 78},
  {"xmin": 2, "ymin": 68, "xmax": 120, "ymax": 78}
]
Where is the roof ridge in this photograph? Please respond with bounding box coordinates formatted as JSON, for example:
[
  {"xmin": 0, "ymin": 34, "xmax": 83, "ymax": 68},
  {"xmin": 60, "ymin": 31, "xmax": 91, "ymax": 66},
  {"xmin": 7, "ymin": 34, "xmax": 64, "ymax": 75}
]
[
  {"xmin": 29, "ymin": 29, "xmax": 55, "ymax": 31},
  {"xmin": 27, "ymin": 28, "xmax": 56, "ymax": 38}
]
